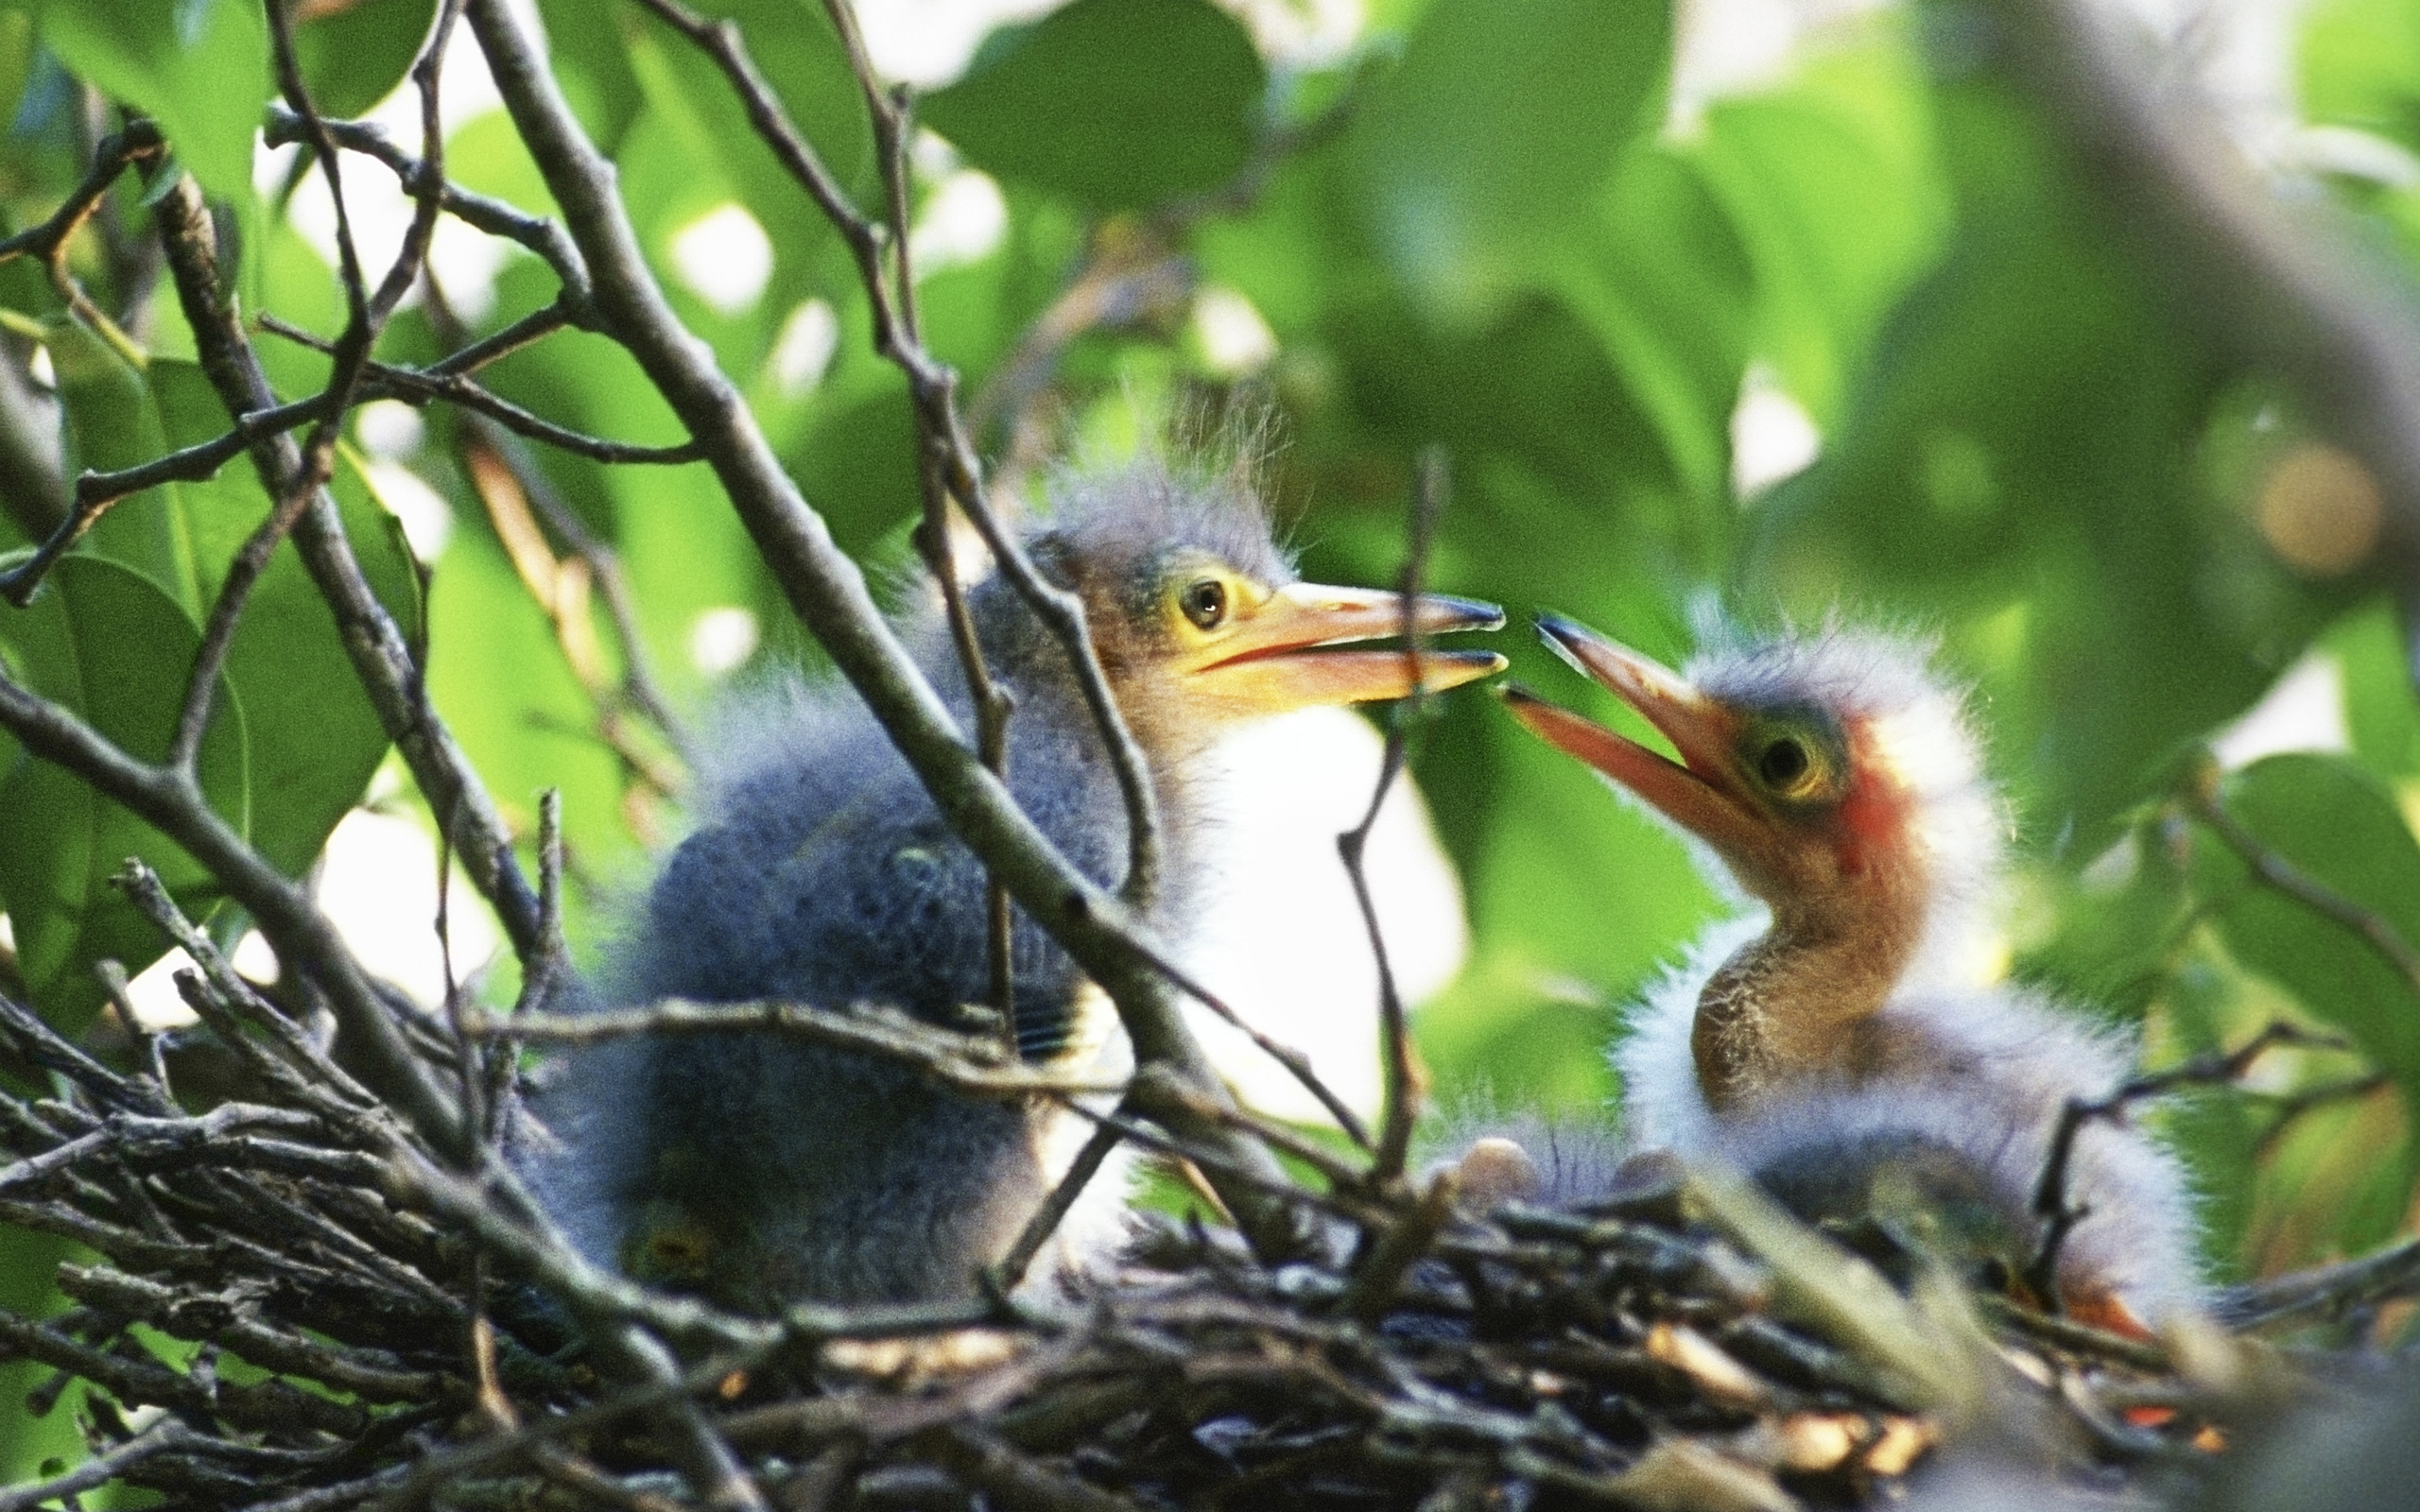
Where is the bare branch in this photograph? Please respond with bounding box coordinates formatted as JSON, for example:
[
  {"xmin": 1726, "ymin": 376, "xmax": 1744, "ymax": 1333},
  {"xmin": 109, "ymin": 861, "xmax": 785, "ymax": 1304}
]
[
  {"xmin": 0, "ymin": 118, "xmax": 164, "ymax": 367},
  {"xmin": 260, "ymin": 312, "xmax": 703, "ymax": 463},
  {"xmin": 0, "ymin": 1418, "xmax": 198, "ymax": 1512},
  {"xmin": 2219, "ymin": 1235, "xmax": 2420, "ymax": 1332},
  {"xmin": 2027, "ymin": 1021, "xmax": 2341, "ymax": 1304},
  {"xmin": 459, "ymin": 998, "xmax": 1119, "ymax": 1098},
  {"xmin": 265, "ymin": 107, "xmax": 595, "ymax": 317},
  {"xmin": 1342, "ymin": 448, "xmax": 1446, "ymax": 1187},
  {"xmin": 153, "ymin": 174, "xmax": 550, "ymax": 964},
  {"xmin": 2184, "ymin": 754, "xmax": 2420, "ymax": 998}
]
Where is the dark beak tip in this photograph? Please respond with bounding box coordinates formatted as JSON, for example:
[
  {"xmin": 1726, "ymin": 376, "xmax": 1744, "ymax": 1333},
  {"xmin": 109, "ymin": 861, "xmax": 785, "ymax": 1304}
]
[
  {"xmin": 1431, "ymin": 594, "xmax": 1506, "ymax": 633},
  {"xmin": 1532, "ymin": 610, "xmax": 1587, "ymax": 647}
]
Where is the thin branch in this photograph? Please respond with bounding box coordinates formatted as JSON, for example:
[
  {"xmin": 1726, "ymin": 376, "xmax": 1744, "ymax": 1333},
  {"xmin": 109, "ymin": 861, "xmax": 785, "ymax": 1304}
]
[
  {"xmin": 0, "ymin": 1418, "xmax": 197, "ymax": 1512},
  {"xmin": 0, "ymin": 660, "xmax": 460, "ymax": 1143},
  {"xmin": 2246, "ymin": 1069, "xmax": 2392, "ymax": 1160},
  {"xmin": 1341, "ymin": 448, "xmax": 1446, "ymax": 1186},
  {"xmin": 2218, "ymin": 1235, "xmax": 2420, "ymax": 1331},
  {"xmin": 0, "ymin": 338, "xmax": 64, "ymax": 540},
  {"xmin": 264, "ymin": 106, "xmax": 596, "ymax": 319},
  {"xmin": 966, "ymin": 60, "xmax": 1364, "ymax": 448},
  {"xmin": 458, "ymin": 999, "xmax": 1115, "ymax": 1099},
  {"xmin": 991, "ymin": 1120, "xmax": 1125, "ymax": 1295},
  {"xmin": 465, "ymin": 419, "xmax": 692, "ymax": 761},
  {"xmin": 2184, "ymin": 754, "xmax": 2420, "ymax": 1000},
  {"xmin": 165, "ymin": 0, "xmax": 471, "ymax": 776},
  {"xmin": 154, "ymin": 173, "xmax": 550, "ymax": 965},
  {"xmin": 0, "ymin": 118, "xmax": 164, "ymax": 368},
  {"xmin": 631, "ymin": 0, "xmax": 1167, "ymax": 919},
  {"xmin": 2027, "ymin": 1022, "xmax": 2340, "ymax": 1305},
  {"xmin": 1979, "ymin": 0, "xmax": 2420, "ymax": 636},
  {"xmin": 260, "ymin": 313, "xmax": 703, "ymax": 464},
  {"xmin": 0, "ymin": 393, "xmax": 318, "ymax": 606},
  {"xmin": 1340, "ymin": 1170, "xmax": 1459, "ymax": 1325},
  {"xmin": 458, "ymin": 435, "xmax": 687, "ymax": 798}
]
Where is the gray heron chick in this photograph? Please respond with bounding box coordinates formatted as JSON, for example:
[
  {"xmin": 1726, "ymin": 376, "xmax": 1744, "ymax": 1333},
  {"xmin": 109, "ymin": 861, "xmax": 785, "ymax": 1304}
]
[{"xmin": 527, "ymin": 458, "xmax": 1504, "ymax": 1312}]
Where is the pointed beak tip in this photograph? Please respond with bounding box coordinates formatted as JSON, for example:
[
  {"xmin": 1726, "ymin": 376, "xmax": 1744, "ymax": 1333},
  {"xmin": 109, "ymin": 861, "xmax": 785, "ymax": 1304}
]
[{"xmin": 1425, "ymin": 593, "xmax": 1505, "ymax": 635}]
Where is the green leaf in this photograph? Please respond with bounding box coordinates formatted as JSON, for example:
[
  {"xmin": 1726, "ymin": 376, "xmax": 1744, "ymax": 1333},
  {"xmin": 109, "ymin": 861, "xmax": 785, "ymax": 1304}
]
[
  {"xmin": 1553, "ymin": 142, "xmax": 1755, "ymax": 504},
  {"xmin": 924, "ymin": 0, "xmax": 1265, "ymax": 212},
  {"xmin": 1690, "ymin": 37, "xmax": 1948, "ymax": 422},
  {"xmin": 2206, "ymin": 755, "xmax": 2420, "ymax": 1104},
  {"xmin": 2301, "ymin": 0, "xmax": 2420, "ymax": 151},
  {"xmin": 1339, "ymin": 0, "xmax": 1669, "ymax": 314},
  {"xmin": 46, "ymin": 319, "xmax": 203, "ymax": 614},
  {"xmin": 292, "ymin": 0, "xmax": 436, "ymax": 118},
  {"xmin": 424, "ymin": 519, "xmax": 631, "ymax": 888},
  {"xmin": 0, "ymin": 555, "xmax": 248, "ymax": 1032},
  {"xmin": 38, "ymin": 0, "xmax": 268, "ymax": 206}
]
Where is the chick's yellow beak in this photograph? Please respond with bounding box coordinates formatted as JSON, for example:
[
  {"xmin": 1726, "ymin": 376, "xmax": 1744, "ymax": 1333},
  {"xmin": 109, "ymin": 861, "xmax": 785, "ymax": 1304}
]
[
  {"xmin": 1187, "ymin": 583, "xmax": 1506, "ymax": 715},
  {"xmin": 1501, "ymin": 614, "xmax": 1766, "ymax": 859}
]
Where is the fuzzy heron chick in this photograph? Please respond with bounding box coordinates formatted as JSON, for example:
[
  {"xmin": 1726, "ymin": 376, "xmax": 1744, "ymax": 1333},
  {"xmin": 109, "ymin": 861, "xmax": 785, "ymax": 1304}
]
[
  {"xmin": 1501, "ymin": 616, "xmax": 2199, "ymax": 1330},
  {"xmin": 526, "ymin": 459, "xmax": 1505, "ymax": 1313}
]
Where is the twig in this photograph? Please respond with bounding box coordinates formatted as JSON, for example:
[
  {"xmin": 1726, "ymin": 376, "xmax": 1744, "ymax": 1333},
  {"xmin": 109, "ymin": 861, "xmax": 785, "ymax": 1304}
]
[
  {"xmin": 2218, "ymin": 1236, "xmax": 2420, "ymax": 1331},
  {"xmin": 154, "ymin": 171, "xmax": 550, "ymax": 967},
  {"xmin": 965, "ymin": 73, "xmax": 1366, "ymax": 446},
  {"xmin": 457, "ymin": 432, "xmax": 688, "ymax": 797},
  {"xmin": 1977, "ymin": 0, "xmax": 2420, "ymax": 656},
  {"xmin": 1341, "ymin": 448, "xmax": 1446, "ymax": 1187},
  {"xmin": 259, "ymin": 313, "xmax": 703, "ymax": 463},
  {"xmin": 263, "ymin": 106, "xmax": 595, "ymax": 319},
  {"xmin": 458, "ymin": 1000, "xmax": 1118, "ymax": 1099},
  {"xmin": 163, "ymin": 0, "xmax": 471, "ymax": 780},
  {"xmin": 2027, "ymin": 1021, "xmax": 2338, "ymax": 1305},
  {"xmin": 0, "ymin": 118, "xmax": 164, "ymax": 368},
  {"xmin": 1340, "ymin": 1170, "xmax": 1458, "ymax": 1324},
  {"xmin": 0, "ymin": 1418, "xmax": 197, "ymax": 1512},
  {"xmin": 2184, "ymin": 755, "xmax": 2420, "ymax": 999},
  {"xmin": 2247, "ymin": 1070, "xmax": 2392, "ymax": 1160},
  {"xmin": 463, "ymin": 421, "xmax": 692, "ymax": 760},
  {"xmin": 992, "ymin": 1121, "xmax": 1126, "ymax": 1294}
]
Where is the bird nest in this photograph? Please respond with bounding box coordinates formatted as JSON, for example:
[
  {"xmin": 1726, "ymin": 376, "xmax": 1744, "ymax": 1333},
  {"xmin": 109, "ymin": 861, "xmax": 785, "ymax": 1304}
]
[{"xmin": 9, "ymin": 922, "xmax": 2410, "ymax": 1512}]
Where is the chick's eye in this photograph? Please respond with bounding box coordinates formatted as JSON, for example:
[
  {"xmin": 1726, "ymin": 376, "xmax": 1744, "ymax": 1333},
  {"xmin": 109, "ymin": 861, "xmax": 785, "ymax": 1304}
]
[
  {"xmin": 1180, "ymin": 578, "xmax": 1228, "ymax": 630},
  {"xmin": 1758, "ymin": 736, "xmax": 1811, "ymax": 789}
]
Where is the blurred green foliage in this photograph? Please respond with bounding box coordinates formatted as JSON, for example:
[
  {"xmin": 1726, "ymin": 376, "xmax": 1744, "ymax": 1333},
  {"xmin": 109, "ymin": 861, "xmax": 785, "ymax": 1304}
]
[{"xmin": 0, "ymin": 0, "xmax": 2418, "ymax": 1475}]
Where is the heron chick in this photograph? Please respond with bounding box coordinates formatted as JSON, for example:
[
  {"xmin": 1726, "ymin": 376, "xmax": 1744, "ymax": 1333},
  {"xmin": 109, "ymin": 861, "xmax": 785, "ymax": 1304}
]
[
  {"xmin": 1501, "ymin": 616, "xmax": 2200, "ymax": 1330},
  {"xmin": 525, "ymin": 456, "xmax": 1504, "ymax": 1312}
]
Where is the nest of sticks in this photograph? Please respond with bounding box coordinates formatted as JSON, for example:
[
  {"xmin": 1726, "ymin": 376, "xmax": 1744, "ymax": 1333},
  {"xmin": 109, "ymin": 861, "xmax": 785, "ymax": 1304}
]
[{"xmin": 0, "ymin": 875, "xmax": 2412, "ymax": 1512}]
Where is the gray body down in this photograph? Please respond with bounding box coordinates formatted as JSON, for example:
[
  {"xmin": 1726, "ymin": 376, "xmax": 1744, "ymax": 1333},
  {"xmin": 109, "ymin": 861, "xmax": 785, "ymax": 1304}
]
[
  {"xmin": 518, "ymin": 470, "xmax": 1288, "ymax": 1311},
  {"xmin": 525, "ymin": 589, "xmax": 1154, "ymax": 1309}
]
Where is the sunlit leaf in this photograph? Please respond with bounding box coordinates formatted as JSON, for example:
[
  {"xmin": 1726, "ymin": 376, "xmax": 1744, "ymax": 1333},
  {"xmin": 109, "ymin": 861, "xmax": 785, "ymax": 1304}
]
[
  {"xmin": 292, "ymin": 0, "xmax": 437, "ymax": 118},
  {"xmin": 2205, "ymin": 754, "xmax": 2420, "ymax": 1102},
  {"xmin": 37, "ymin": 0, "xmax": 267, "ymax": 206},
  {"xmin": 1339, "ymin": 0, "xmax": 1668, "ymax": 314},
  {"xmin": 924, "ymin": 0, "xmax": 1264, "ymax": 212}
]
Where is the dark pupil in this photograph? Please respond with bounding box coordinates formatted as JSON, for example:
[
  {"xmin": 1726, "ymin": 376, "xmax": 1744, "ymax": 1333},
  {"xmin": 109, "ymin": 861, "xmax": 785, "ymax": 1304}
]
[
  {"xmin": 1759, "ymin": 737, "xmax": 1809, "ymax": 787},
  {"xmin": 1182, "ymin": 579, "xmax": 1227, "ymax": 629}
]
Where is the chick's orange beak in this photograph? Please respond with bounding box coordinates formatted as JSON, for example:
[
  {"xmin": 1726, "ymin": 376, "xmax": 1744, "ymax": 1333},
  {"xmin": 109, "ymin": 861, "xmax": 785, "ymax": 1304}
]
[
  {"xmin": 1190, "ymin": 583, "xmax": 1506, "ymax": 714},
  {"xmin": 1502, "ymin": 614, "xmax": 1765, "ymax": 858}
]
